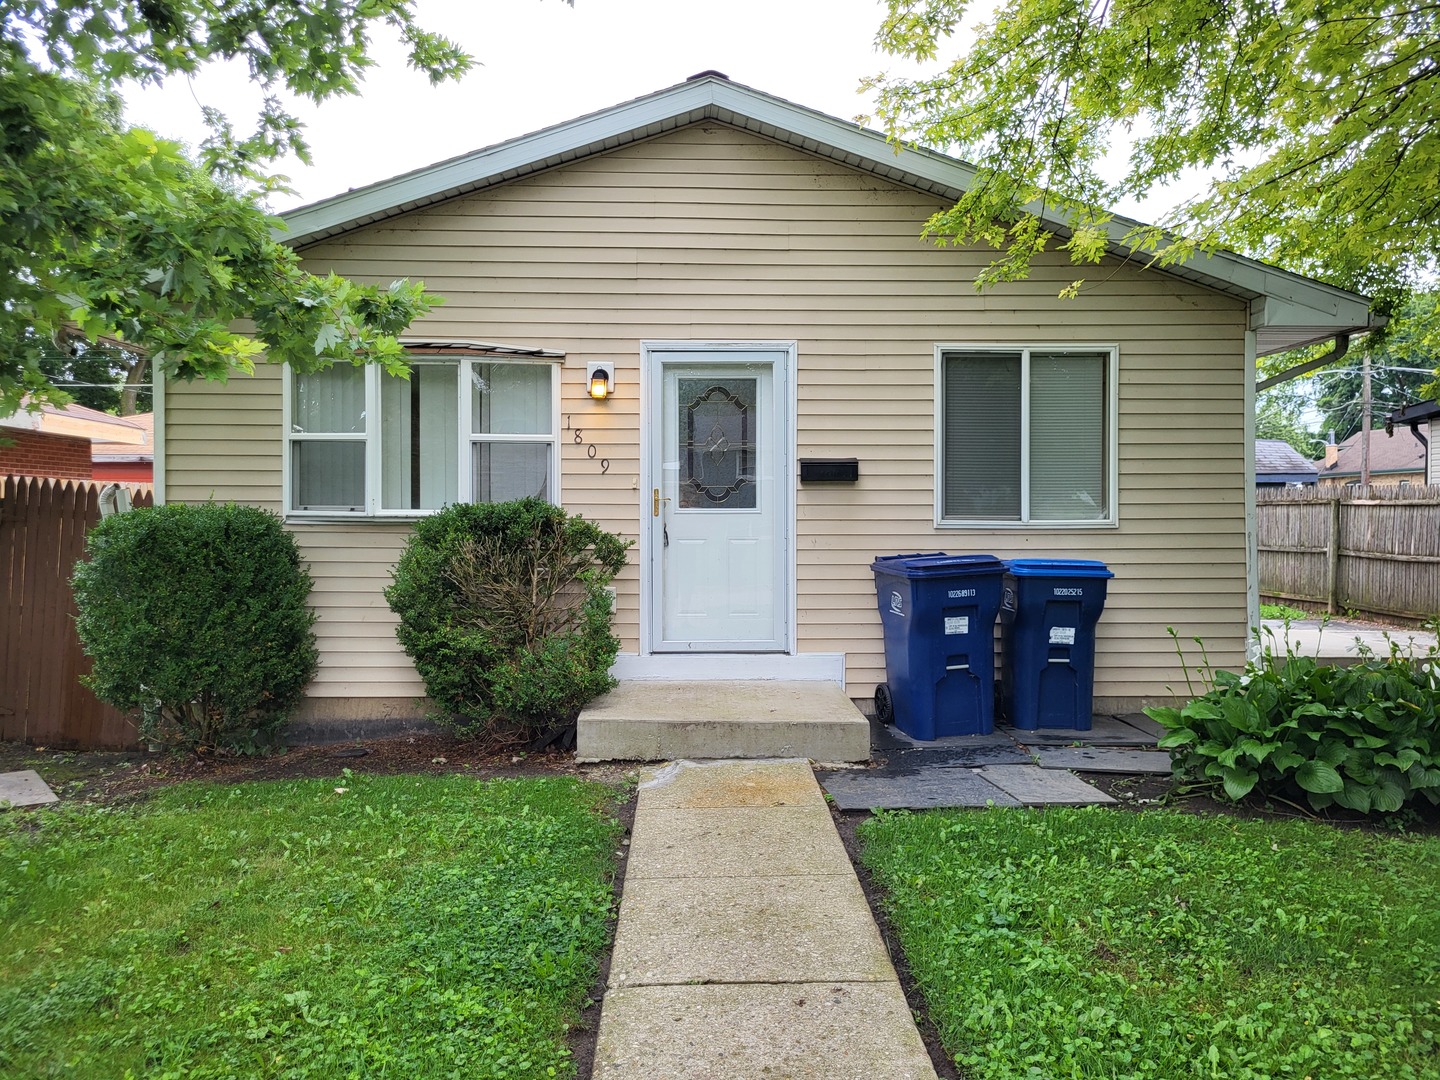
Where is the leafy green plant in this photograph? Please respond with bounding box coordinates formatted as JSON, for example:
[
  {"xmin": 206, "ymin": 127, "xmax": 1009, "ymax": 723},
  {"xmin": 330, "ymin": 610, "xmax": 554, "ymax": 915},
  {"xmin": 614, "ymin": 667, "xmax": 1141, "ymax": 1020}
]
[
  {"xmin": 72, "ymin": 503, "xmax": 318, "ymax": 753},
  {"xmin": 384, "ymin": 498, "xmax": 630, "ymax": 740},
  {"xmin": 1147, "ymin": 623, "xmax": 1440, "ymax": 813},
  {"xmin": 1259, "ymin": 602, "xmax": 1310, "ymax": 621}
]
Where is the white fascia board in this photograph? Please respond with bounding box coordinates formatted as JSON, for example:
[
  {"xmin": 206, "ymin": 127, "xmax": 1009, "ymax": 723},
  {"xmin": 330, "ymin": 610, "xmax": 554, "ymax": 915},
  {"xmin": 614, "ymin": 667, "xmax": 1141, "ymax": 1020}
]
[{"xmin": 279, "ymin": 75, "xmax": 1373, "ymax": 335}]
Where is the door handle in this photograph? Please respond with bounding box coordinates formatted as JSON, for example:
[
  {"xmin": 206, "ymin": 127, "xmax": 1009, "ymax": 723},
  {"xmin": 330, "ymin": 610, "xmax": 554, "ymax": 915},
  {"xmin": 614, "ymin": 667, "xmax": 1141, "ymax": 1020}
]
[{"xmin": 652, "ymin": 488, "xmax": 671, "ymax": 517}]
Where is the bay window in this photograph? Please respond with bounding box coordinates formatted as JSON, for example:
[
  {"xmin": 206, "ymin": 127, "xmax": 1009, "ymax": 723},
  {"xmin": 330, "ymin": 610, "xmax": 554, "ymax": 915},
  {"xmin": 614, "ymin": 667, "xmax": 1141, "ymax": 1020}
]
[
  {"xmin": 937, "ymin": 346, "xmax": 1116, "ymax": 526},
  {"xmin": 286, "ymin": 356, "xmax": 558, "ymax": 517}
]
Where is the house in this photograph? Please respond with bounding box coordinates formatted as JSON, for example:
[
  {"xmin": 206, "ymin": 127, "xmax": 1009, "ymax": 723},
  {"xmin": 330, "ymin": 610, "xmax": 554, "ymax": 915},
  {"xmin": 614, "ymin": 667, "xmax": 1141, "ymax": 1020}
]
[
  {"xmin": 90, "ymin": 412, "xmax": 154, "ymax": 483},
  {"xmin": 0, "ymin": 411, "xmax": 93, "ymax": 480},
  {"xmin": 1255, "ymin": 439, "xmax": 1318, "ymax": 487},
  {"xmin": 156, "ymin": 75, "xmax": 1377, "ymax": 746},
  {"xmin": 1385, "ymin": 400, "xmax": 1440, "ymax": 486},
  {"xmin": 0, "ymin": 399, "xmax": 154, "ymax": 482},
  {"xmin": 1315, "ymin": 427, "xmax": 1427, "ymax": 486}
]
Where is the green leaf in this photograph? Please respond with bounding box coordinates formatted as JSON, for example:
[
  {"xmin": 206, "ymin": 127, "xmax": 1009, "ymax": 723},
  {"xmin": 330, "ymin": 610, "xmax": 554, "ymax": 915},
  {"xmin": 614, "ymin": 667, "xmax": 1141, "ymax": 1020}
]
[
  {"xmin": 1295, "ymin": 760, "xmax": 1344, "ymax": 794},
  {"xmin": 1220, "ymin": 766, "xmax": 1259, "ymax": 801}
]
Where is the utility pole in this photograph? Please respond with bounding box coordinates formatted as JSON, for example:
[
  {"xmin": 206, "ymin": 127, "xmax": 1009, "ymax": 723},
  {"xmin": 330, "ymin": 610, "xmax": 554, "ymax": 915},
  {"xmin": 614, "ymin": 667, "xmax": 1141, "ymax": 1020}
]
[{"xmin": 1360, "ymin": 349, "xmax": 1372, "ymax": 488}]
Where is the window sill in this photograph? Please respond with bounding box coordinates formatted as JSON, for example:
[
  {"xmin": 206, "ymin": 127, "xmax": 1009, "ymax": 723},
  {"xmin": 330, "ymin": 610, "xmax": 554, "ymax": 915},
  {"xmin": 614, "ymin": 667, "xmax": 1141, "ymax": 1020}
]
[
  {"xmin": 285, "ymin": 513, "xmax": 432, "ymax": 526},
  {"xmin": 935, "ymin": 518, "xmax": 1119, "ymax": 530}
]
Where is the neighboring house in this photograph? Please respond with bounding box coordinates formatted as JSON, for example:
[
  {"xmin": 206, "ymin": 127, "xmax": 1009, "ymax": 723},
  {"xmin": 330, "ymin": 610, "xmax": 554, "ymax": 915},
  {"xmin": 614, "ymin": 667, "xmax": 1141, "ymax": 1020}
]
[
  {"xmin": 1386, "ymin": 400, "xmax": 1440, "ymax": 486},
  {"xmin": 1315, "ymin": 427, "xmax": 1427, "ymax": 486},
  {"xmin": 90, "ymin": 411, "xmax": 155, "ymax": 483},
  {"xmin": 157, "ymin": 75, "xmax": 1377, "ymax": 740},
  {"xmin": 1255, "ymin": 439, "xmax": 1318, "ymax": 487},
  {"xmin": 0, "ymin": 399, "xmax": 154, "ymax": 482},
  {"xmin": 0, "ymin": 411, "xmax": 92, "ymax": 480}
]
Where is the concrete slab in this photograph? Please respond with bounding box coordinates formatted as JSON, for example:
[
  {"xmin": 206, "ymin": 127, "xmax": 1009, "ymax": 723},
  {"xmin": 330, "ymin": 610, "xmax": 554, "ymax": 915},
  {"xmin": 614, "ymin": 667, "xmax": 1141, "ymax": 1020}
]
[
  {"xmin": 1263, "ymin": 619, "xmax": 1437, "ymax": 664},
  {"xmin": 879, "ymin": 728, "xmax": 1020, "ymax": 751},
  {"xmin": 578, "ymin": 680, "xmax": 870, "ymax": 762},
  {"xmin": 978, "ymin": 764, "xmax": 1116, "ymax": 806},
  {"xmin": 817, "ymin": 768, "xmax": 1021, "ymax": 811},
  {"xmin": 883, "ymin": 743, "xmax": 1034, "ymax": 769},
  {"xmin": 594, "ymin": 982, "xmax": 937, "ymax": 1080},
  {"xmin": 1033, "ymin": 746, "xmax": 1174, "ymax": 774},
  {"xmin": 626, "ymin": 805, "xmax": 850, "ymax": 879},
  {"xmin": 638, "ymin": 758, "xmax": 820, "ymax": 809},
  {"xmin": 1115, "ymin": 712, "xmax": 1167, "ymax": 739},
  {"xmin": 1007, "ymin": 715, "xmax": 1159, "ymax": 746},
  {"xmin": 608, "ymin": 873, "xmax": 896, "ymax": 987},
  {"xmin": 0, "ymin": 770, "xmax": 59, "ymax": 809}
]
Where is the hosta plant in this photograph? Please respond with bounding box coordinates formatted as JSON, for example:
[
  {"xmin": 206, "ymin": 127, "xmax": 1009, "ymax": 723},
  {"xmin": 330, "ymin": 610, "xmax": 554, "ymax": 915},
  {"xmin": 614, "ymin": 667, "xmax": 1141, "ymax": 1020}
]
[{"xmin": 1147, "ymin": 624, "xmax": 1440, "ymax": 814}]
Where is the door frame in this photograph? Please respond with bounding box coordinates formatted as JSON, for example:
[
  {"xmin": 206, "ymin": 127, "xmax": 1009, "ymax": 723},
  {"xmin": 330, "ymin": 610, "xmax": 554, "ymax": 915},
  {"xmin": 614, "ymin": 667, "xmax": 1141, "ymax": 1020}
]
[{"xmin": 639, "ymin": 340, "xmax": 797, "ymax": 655}]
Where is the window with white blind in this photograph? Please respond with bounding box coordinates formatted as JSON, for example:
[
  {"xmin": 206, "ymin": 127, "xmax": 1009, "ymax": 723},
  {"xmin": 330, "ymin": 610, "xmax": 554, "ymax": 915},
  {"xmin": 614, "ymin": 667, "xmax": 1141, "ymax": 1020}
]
[
  {"xmin": 937, "ymin": 346, "xmax": 1116, "ymax": 526},
  {"xmin": 286, "ymin": 358, "xmax": 558, "ymax": 517}
]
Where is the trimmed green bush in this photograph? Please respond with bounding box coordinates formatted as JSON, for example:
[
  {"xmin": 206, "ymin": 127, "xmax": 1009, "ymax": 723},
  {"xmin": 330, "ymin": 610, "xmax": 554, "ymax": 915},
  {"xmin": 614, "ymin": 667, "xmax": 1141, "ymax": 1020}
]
[
  {"xmin": 72, "ymin": 503, "xmax": 318, "ymax": 753},
  {"xmin": 1148, "ymin": 625, "xmax": 1440, "ymax": 813},
  {"xmin": 384, "ymin": 498, "xmax": 630, "ymax": 739}
]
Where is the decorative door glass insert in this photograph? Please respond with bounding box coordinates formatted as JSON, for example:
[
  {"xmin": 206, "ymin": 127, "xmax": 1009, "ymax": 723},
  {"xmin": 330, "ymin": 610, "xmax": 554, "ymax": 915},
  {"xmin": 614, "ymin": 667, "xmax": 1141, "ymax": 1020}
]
[{"xmin": 678, "ymin": 377, "xmax": 758, "ymax": 508}]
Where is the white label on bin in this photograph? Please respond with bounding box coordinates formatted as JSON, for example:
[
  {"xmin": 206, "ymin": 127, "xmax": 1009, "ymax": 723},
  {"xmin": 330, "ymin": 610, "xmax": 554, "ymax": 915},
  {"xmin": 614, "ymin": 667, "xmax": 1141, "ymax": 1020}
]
[
  {"xmin": 944, "ymin": 616, "xmax": 969, "ymax": 635},
  {"xmin": 890, "ymin": 591, "xmax": 905, "ymax": 616},
  {"xmin": 948, "ymin": 588, "xmax": 977, "ymax": 598},
  {"xmin": 1049, "ymin": 626, "xmax": 1077, "ymax": 645}
]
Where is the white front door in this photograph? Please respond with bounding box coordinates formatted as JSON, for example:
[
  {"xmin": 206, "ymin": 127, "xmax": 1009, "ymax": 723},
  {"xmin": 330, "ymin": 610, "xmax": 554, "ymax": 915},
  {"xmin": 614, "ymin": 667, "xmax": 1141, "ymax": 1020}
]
[{"xmin": 648, "ymin": 348, "xmax": 790, "ymax": 652}]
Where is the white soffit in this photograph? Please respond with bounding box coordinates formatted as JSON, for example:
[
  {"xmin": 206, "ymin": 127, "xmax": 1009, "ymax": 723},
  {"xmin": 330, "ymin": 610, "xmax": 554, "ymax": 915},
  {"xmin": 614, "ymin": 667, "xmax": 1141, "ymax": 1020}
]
[{"xmin": 280, "ymin": 75, "xmax": 1377, "ymax": 355}]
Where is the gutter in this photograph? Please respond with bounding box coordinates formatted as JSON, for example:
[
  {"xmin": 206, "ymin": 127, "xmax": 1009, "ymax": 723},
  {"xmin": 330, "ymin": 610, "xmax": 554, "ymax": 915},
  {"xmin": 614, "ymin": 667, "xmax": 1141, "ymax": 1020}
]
[{"xmin": 1256, "ymin": 333, "xmax": 1350, "ymax": 392}]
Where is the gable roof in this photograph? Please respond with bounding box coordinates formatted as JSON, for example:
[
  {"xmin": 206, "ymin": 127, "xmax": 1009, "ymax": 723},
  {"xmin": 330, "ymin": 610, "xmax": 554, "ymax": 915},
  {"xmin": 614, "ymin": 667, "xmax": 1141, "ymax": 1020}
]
[
  {"xmin": 280, "ymin": 74, "xmax": 1376, "ymax": 357},
  {"xmin": 1256, "ymin": 439, "xmax": 1318, "ymax": 482},
  {"xmin": 1317, "ymin": 429, "xmax": 1428, "ymax": 478}
]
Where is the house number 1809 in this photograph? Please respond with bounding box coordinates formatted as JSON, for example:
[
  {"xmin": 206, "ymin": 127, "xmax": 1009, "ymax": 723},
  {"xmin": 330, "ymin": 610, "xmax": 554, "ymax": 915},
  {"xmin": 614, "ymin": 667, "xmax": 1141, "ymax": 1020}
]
[{"xmin": 565, "ymin": 416, "xmax": 609, "ymax": 475}]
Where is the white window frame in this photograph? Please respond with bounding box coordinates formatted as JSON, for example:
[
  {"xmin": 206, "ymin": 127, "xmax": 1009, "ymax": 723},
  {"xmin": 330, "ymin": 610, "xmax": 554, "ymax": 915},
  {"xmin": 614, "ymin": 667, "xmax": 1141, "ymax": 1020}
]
[
  {"xmin": 283, "ymin": 356, "xmax": 561, "ymax": 521},
  {"xmin": 933, "ymin": 343, "xmax": 1120, "ymax": 529}
]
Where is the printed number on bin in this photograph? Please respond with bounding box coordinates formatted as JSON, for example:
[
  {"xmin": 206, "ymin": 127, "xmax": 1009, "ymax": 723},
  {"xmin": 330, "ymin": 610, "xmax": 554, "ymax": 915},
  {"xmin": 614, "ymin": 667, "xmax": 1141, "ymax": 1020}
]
[
  {"xmin": 947, "ymin": 588, "xmax": 976, "ymax": 598},
  {"xmin": 1053, "ymin": 587, "xmax": 1084, "ymax": 597},
  {"xmin": 944, "ymin": 616, "xmax": 970, "ymax": 635},
  {"xmin": 1049, "ymin": 626, "xmax": 1076, "ymax": 645}
]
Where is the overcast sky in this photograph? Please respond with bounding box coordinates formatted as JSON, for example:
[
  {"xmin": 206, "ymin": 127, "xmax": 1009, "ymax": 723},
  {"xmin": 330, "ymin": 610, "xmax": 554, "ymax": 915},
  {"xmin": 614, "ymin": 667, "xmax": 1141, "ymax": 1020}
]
[{"xmin": 120, "ymin": 0, "xmax": 940, "ymax": 212}]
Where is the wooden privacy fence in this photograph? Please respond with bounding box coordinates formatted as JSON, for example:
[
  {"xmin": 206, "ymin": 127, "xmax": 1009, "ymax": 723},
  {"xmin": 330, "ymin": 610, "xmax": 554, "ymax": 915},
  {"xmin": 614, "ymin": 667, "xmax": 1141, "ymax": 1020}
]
[
  {"xmin": 1, "ymin": 475, "xmax": 152, "ymax": 749},
  {"xmin": 1257, "ymin": 485, "xmax": 1440, "ymax": 622}
]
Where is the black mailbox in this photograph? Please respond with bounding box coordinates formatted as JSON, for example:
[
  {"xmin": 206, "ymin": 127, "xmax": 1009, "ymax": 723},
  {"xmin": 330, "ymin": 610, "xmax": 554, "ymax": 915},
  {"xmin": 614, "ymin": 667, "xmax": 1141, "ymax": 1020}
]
[{"xmin": 799, "ymin": 458, "xmax": 860, "ymax": 483}]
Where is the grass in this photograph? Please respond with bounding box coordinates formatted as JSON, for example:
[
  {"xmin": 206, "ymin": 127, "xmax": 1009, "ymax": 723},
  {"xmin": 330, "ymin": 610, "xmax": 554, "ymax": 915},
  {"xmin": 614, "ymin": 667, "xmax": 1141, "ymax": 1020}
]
[
  {"xmin": 860, "ymin": 807, "xmax": 1440, "ymax": 1080},
  {"xmin": 0, "ymin": 772, "xmax": 624, "ymax": 1078},
  {"xmin": 1259, "ymin": 602, "xmax": 1313, "ymax": 621}
]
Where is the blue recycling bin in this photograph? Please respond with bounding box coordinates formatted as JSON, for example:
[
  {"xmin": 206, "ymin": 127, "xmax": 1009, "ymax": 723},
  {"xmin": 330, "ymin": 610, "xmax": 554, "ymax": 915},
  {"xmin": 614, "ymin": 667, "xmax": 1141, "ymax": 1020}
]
[
  {"xmin": 871, "ymin": 553, "xmax": 1006, "ymax": 740},
  {"xmin": 1000, "ymin": 559, "xmax": 1114, "ymax": 731}
]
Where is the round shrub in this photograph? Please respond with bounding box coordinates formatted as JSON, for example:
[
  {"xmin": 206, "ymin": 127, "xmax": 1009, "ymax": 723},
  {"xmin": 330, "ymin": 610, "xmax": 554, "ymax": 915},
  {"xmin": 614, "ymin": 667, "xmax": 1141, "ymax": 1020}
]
[
  {"xmin": 384, "ymin": 498, "xmax": 630, "ymax": 740},
  {"xmin": 72, "ymin": 503, "xmax": 319, "ymax": 753}
]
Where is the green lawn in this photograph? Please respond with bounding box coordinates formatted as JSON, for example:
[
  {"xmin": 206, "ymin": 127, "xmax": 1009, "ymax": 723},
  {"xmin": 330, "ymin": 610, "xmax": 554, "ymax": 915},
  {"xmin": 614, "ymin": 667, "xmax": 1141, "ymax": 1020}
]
[
  {"xmin": 0, "ymin": 773, "xmax": 624, "ymax": 1078},
  {"xmin": 860, "ymin": 807, "xmax": 1440, "ymax": 1080}
]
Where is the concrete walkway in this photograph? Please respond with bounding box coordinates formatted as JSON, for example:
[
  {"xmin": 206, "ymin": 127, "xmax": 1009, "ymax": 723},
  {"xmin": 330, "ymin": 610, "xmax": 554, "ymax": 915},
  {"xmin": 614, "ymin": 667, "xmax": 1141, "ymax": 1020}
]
[
  {"xmin": 593, "ymin": 759, "xmax": 936, "ymax": 1079},
  {"xmin": 1261, "ymin": 618, "xmax": 1437, "ymax": 662}
]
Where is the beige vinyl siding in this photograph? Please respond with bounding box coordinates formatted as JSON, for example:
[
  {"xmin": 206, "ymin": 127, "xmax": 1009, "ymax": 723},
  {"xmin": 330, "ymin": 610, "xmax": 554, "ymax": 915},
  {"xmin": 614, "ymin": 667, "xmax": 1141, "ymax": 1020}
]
[
  {"xmin": 165, "ymin": 122, "xmax": 1248, "ymax": 703},
  {"xmin": 1430, "ymin": 421, "xmax": 1440, "ymax": 485}
]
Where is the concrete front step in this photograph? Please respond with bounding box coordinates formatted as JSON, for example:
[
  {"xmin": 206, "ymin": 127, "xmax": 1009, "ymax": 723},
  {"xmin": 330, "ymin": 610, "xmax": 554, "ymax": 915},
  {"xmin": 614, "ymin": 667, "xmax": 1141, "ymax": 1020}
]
[{"xmin": 576, "ymin": 680, "xmax": 870, "ymax": 762}]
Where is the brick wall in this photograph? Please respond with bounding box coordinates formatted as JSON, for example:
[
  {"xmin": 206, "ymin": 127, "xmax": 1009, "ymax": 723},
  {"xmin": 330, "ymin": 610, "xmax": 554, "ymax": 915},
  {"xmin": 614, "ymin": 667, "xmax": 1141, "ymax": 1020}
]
[{"xmin": 0, "ymin": 429, "xmax": 93, "ymax": 480}]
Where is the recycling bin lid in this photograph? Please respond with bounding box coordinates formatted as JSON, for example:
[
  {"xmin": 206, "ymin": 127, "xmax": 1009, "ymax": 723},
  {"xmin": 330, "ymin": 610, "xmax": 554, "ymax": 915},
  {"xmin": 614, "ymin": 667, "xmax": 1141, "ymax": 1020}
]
[
  {"xmin": 1005, "ymin": 558, "xmax": 1114, "ymax": 579},
  {"xmin": 871, "ymin": 552, "xmax": 1006, "ymax": 577}
]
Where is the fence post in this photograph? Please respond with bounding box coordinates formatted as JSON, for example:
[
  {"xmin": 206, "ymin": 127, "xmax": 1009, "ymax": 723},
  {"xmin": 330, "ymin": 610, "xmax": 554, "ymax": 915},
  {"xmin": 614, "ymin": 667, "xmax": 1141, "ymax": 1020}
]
[{"xmin": 1325, "ymin": 495, "xmax": 1341, "ymax": 614}]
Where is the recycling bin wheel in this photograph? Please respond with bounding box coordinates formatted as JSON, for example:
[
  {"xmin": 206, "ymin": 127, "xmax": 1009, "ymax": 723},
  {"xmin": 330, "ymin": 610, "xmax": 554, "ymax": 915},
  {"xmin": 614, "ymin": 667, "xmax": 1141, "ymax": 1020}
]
[{"xmin": 874, "ymin": 683, "xmax": 895, "ymax": 725}]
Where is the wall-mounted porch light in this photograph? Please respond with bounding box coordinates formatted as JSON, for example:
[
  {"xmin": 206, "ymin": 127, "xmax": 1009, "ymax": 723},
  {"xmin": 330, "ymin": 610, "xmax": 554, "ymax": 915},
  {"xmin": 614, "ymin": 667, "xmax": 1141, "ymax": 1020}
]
[{"xmin": 586, "ymin": 362, "xmax": 614, "ymax": 401}]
